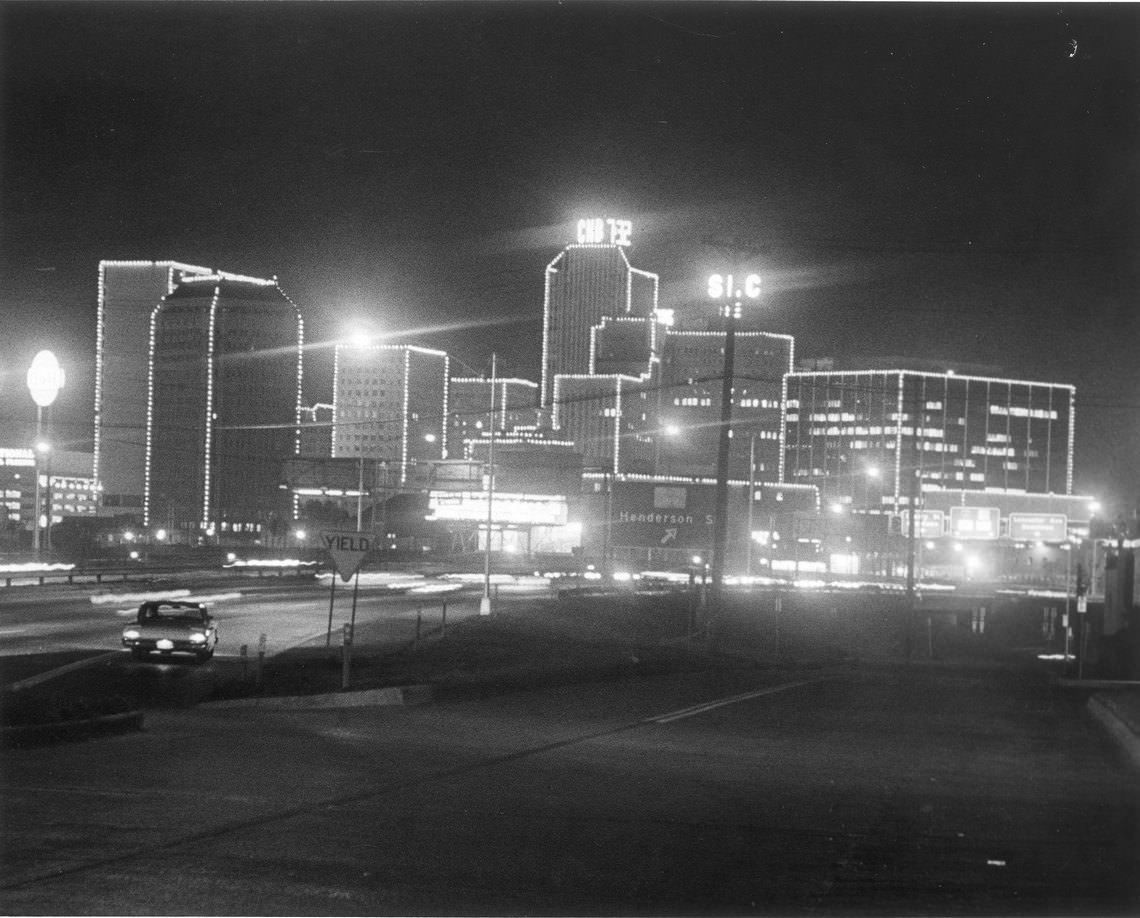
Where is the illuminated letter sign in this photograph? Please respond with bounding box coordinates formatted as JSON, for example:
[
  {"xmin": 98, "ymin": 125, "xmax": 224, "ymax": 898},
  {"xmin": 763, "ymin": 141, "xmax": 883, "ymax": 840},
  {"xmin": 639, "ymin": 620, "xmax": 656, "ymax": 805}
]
[
  {"xmin": 707, "ymin": 273, "xmax": 762, "ymax": 300},
  {"xmin": 576, "ymin": 218, "xmax": 632, "ymax": 247}
]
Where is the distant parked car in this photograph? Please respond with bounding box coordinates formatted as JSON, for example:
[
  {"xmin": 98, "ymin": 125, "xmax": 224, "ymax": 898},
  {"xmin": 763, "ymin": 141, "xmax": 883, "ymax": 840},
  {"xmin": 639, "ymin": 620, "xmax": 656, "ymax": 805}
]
[{"xmin": 121, "ymin": 600, "xmax": 218, "ymax": 662}]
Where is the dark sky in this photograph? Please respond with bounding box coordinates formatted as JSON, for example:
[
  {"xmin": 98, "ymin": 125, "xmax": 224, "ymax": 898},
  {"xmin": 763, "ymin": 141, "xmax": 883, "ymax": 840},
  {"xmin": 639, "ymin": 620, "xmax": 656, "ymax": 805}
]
[{"xmin": 1, "ymin": 2, "xmax": 1138, "ymax": 507}]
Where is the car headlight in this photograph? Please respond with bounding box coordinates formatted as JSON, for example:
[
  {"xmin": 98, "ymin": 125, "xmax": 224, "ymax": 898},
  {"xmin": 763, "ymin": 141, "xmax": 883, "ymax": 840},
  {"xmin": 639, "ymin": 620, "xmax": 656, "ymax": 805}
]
[
  {"xmin": 188, "ymin": 632, "xmax": 207, "ymax": 643},
  {"xmin": 123, "ymin": 629, "xmax": 140, "ymax": 640}
]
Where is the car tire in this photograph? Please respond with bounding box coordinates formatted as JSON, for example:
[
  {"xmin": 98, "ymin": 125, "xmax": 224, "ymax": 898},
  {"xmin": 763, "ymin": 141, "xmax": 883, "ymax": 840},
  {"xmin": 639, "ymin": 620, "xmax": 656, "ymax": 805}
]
[
  {"xmin": 131, "ymin": 648, "xmax": 147, "ymax": 661},
  {"xmin": 197, "ymin": 648, "xmax": 214, "ymax": 662}
]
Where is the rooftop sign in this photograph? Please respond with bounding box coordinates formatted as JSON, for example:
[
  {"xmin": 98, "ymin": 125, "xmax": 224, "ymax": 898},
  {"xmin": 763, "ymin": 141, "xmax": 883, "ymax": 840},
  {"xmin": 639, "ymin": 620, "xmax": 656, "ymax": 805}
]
[{"xmin": 576, "ymin": 217, "xmax": 632, "ymax": 247}]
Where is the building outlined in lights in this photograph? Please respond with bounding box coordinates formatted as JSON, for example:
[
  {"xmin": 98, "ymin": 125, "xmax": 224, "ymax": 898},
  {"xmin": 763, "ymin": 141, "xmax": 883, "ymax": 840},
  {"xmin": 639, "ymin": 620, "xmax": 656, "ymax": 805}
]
[
  {"xmin": 95, "ymin": 260, "xmax": 269, "ymax": 514},
  {"xmin": 540, "ymin": 222, "xmax": 660, "ymax": 411},
  {"xmin": 332, "ymin": 344, "xmax": 449, "ymax": 485},
  {"xmin": 782, "ymin": 368, "xmax": 1075, "ymax": 513},
  {"xmin": 658, "ymin": 327, "xmax": 794, "ymax": 480},
  {"xmin": 448, "ymin": 377, "xmax": 540, "ymax": 459},
  {"xmin": 144, "ymin": 274, "xmax": 304, "ymax": 538}
]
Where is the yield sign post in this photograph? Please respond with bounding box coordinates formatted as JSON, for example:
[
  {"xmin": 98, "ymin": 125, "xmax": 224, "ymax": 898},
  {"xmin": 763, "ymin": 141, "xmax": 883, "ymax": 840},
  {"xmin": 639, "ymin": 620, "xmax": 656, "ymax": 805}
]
[
  {"xmin": 321, "ymin": 530, "xmax": 372, "ymax": 582},
  {"xmin": 320, "ymin": 531, "xmax": 372, "ymax": 647}
]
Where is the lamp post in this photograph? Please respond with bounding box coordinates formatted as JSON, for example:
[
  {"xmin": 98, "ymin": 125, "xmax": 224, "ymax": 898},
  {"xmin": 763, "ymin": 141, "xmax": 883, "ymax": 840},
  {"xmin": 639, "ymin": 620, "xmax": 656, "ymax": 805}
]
[
  {"xmin": 26, "ymin": 350, "xmax": 65, "ymax": 558},
  {"xmin": 707, "ymin": 271, "xmax": 761, "ymax": 606},
  {"xmin": 746, "ymin": 433, "xmax": 756, "ymax": 578},
  {"xmin": 480, "ymin": 354, "xmax": 497, "ymax": 616}
]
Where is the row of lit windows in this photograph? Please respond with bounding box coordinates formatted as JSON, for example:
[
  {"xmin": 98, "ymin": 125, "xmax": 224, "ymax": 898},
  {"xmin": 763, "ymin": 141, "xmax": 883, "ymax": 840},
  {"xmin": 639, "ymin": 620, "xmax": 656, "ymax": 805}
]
[
  {"xmin": 674, "ymin": 397, "xmax": 712, "ymax": 407},
  {"xmin": 805, "ymin": 426, "xmax": 949, "ymax": 439},
  {"xmin": 990, "ymin": 405, "xmax": 1057, "ymax": 419},
  {"xmin": 738, "ymin": 398, "xmax": 779, "ymax": 409}
]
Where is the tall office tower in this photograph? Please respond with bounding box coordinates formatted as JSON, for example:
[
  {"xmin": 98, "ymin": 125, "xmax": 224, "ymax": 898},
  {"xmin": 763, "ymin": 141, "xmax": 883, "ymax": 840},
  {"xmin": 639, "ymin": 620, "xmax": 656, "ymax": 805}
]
[
  {"xmin": 540, "ymin": 218, "xmax": 659, "ymax": 410},
  {"xmin": 553, "ymin": 374, "xmax": 655, "ymax": 475},
  {"xmin": 782, "ymin": 368, "xmax": 1075, "ymax": 512},
  {"xmin": 657, "ymin": 329, "xmax": 794, "ymax": 480},
  {"xmin": 144, "ymin": 274, "xmax": 304, "ymax": 536},
  {"xmin": 333, "ymin": 344, "xmax": 449, "ymax": 484},
  {"xmin": 95, "ymin": 260, "xmax": 268, "ymax": 513},
  {"xmin": 448, "ymin": 376, "xmax": 540, "ymax": 456}
]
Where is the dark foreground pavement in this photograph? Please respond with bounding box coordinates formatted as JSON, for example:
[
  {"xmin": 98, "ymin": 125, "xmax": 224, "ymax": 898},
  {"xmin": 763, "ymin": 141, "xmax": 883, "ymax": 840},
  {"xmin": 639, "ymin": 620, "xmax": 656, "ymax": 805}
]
[{"xmin": 2, "ymin": 659, "xmax": 1137, "ymax": 916}]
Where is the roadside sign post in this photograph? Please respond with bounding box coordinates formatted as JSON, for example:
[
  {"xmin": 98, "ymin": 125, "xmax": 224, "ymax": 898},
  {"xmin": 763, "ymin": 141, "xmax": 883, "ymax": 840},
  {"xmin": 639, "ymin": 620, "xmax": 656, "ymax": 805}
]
[
  {"xmin": 342, "ymin": 622, "xmax": 353, "ymax": 690},
  {"xmin": 320, "ymin": 530, "xmax": 372, "ymax": 648}
]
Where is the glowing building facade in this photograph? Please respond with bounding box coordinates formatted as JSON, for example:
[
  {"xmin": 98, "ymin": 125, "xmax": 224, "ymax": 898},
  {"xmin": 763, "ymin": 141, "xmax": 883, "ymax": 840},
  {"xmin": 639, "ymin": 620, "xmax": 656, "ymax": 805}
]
[
  {"xmin": 144, "ymin": 275, "xmax": 304, "ymax": 537},
  {"xmin": 94, "ymin": 260, "xmax": 236, "ymax": 512},
  {"xmin": 332, "ymin": 344, "xmax": 449, "ymax": 484},
  {"xmin": 658, "ymin": 328, "xmax": 794, "ymax": 480},
  {"xmin": 448, "ymin": 377, "xmax": 540, "ymax": 457},
  {"xmin": 782, "ymin": 369, "xmax": 1075, "ymax": 513},
  {"xmin": 540, "ymin": 222, "xmax": 659, "ymax": 410},
  {"xmin": 553, "ymin": 374, "xmax": 655, "ymax": 475}
]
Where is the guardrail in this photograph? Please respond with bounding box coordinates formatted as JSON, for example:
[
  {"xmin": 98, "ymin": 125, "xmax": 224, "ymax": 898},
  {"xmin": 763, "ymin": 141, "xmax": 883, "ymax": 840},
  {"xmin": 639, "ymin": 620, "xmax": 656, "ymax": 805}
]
[{"xmin": 1, "ymin": 563, "xmax": 320, "ymax": 589}]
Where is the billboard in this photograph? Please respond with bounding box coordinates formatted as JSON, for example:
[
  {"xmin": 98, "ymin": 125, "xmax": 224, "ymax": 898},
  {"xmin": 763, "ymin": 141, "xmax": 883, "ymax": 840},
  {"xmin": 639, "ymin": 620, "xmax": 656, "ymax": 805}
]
[
  {"xmin": 426, "ymin": 491, "xmax": 568, "ymax": 526},
  {"xmin": 948, "ymin": 506, "xmax": 1000, "ymax": 540},
  {"xmin": 1008, "ymin": 512, "xmax": 1068, "ymax": 542}
]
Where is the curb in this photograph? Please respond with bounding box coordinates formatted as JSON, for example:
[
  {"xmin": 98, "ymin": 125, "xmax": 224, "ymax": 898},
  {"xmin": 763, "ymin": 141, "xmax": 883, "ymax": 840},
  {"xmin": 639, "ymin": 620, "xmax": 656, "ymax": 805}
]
[
  {"xmin": 1, "ymin": 709, "xmax": 144, "ymax": 748},
  {"xmin": 204, "ymin": 684, "xmax": 433, "ymax": 709},
  {"xmin": 1087, "ymin": 694, "xmax": 1140, "ymax": 771}
]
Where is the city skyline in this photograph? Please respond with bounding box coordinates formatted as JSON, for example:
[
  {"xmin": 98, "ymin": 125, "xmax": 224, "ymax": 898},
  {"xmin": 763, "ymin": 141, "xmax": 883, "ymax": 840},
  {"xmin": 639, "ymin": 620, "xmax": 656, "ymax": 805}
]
[{"xmin": 1, "ymin": 3, "xmax": 1136, "ymax": 508}]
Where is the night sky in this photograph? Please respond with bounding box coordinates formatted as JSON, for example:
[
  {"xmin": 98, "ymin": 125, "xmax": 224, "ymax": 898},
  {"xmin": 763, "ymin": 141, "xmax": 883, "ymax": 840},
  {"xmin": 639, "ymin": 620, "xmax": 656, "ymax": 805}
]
[{"xmin": 1, "ymin": 3, "xmax": 1137, "ymax": 508}]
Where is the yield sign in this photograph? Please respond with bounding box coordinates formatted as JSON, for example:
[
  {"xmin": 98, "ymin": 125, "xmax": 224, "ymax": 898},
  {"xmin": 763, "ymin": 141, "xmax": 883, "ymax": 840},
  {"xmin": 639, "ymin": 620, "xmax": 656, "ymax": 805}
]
[{"xmin": 320, "ymin": 530, "xmax": 372, "ymax": 582}]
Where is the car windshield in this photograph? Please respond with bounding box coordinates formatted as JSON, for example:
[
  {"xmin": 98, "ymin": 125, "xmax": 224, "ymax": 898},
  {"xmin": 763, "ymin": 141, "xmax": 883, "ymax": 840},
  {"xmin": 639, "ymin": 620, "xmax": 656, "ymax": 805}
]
[{"xmin": 143, "ymin": 605, "xmax": 205, "ymax": 624}]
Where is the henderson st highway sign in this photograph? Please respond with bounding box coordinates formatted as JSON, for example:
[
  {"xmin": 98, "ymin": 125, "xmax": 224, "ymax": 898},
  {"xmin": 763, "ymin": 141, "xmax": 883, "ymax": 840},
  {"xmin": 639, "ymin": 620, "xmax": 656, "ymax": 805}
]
[{"xmin": 609, "ymin": 482, "xmax": 716, "ymax": 551}]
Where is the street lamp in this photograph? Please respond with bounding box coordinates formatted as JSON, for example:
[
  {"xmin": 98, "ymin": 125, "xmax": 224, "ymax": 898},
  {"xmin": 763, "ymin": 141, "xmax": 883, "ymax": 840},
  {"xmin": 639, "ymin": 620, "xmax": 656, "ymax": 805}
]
[
  {"xmin": 26, "ymin": 350, "xmax": 64, "ymax": 557},
  {"xmin": 481, "ymin": 353, "xmax": 498, "ymax": 616},
  {"xmin": 707, "ymin": 271, "xmax": 761, "ymax": 604}
]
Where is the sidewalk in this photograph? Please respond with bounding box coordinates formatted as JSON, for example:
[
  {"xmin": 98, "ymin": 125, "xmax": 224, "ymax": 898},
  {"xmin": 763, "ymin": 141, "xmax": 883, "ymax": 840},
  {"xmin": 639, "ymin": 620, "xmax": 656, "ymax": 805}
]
[{"xmin": 1084, "ymin": 687, "xmax": 1140, "ymax": 770}]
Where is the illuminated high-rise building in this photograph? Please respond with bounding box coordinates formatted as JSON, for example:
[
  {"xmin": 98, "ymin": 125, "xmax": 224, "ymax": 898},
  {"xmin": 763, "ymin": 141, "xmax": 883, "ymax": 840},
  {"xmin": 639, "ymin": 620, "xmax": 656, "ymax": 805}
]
[
  {"xmin": 540, "ymin": 218, "xmax": 659, "ymax": 410},
  {"xmin": 658, "ymin": 328, "xmax": 794, "ymax": 479},
  {"xmin": 94, "ymin": 260, "xmax": 268, "ymax": 514},
  {"xmin": 782, "ymin": 367, "xmax": 1075, "ymax": 513},
  {"xmin": 144, "ymin": 274, "xmax": 304, "ymax": 538},
  {"xmin": 332, "ymin": 344, "xmax": 449, "ymax": 484},
  {"xmin": 448, "ymin": 376, "xmax": 540, "ymax": 455}
]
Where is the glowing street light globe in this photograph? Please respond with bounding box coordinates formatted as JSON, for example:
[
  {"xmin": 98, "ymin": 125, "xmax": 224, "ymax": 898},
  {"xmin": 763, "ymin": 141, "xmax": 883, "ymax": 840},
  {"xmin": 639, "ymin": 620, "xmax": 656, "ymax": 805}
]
[{"xmin": 26, "ymin": 350, "xmax": 65, "ymax": 408}]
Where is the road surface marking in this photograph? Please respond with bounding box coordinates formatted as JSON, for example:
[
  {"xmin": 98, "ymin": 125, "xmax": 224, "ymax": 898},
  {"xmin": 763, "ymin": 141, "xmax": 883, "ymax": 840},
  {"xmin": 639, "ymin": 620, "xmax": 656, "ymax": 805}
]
[{"xmin": 645, "ymin": 676, "xmax": 834, "ymax": 725}]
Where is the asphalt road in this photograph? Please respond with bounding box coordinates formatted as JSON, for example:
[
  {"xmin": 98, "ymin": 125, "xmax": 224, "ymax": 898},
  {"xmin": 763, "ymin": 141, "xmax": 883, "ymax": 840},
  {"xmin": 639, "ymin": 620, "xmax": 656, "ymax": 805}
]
[
  {"xmin": 2, "ymin": 661, "xmax": 1136, "ymax": 915},
  {"xmin": 0, "ymin": 575, "xmax": 552, "ymax": 686}
]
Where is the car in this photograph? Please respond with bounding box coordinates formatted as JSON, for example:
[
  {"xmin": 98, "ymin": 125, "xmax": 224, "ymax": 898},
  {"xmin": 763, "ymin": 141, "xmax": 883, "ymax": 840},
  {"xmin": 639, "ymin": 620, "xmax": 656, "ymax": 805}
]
[{"xmin": 121, "ymin": 600, "xmax": 218, "ymax": 662}]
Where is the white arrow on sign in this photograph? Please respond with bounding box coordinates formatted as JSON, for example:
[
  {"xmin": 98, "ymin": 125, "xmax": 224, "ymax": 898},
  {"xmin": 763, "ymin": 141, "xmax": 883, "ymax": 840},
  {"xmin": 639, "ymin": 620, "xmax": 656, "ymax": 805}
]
[
  {"xmin": 320, "ymin": 530, "xmax": 372, "ymax": 582},
  {"xmin": 660, "ymin": 528, "xmax": 677, "ymax": 545}
]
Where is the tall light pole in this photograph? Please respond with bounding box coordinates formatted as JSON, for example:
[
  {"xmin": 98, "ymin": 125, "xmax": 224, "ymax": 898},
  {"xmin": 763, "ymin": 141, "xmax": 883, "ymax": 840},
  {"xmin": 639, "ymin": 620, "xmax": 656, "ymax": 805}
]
[
  {"xmin": 746, "ymin": 432, "xmax": 756, "ymax": 578},
  {"xmin": 707, "ymin": 271, "xmax": 761, "ymax": 605},
  {"xmin": 26, "ymin": 350, "xmax": 65, "ymax": 558},
  {"xmin": 480, "ymin": 354, "xmax": 497, "ymax": 616}
]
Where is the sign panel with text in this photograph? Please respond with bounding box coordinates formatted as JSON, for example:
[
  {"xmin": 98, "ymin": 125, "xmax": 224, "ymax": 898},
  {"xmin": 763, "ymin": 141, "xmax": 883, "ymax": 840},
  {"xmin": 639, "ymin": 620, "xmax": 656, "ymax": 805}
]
[
  {"xmin": 320, "ymin": 530, "xmax": 372, "ymax": 582},
  {"xmin": 900, "ymin": 509, "xmax": 945, "ymax": 540},
  {"xmin": 948, "ymin": 506, "xmax": 1000, "ymax": 541},
  {"xmin": 1008, "ymin": 513, "xmax": 1068, "ymax": 542},
  {"xmin": 610, "ymin": 482, "xmax": 715, "ymax": 551}
]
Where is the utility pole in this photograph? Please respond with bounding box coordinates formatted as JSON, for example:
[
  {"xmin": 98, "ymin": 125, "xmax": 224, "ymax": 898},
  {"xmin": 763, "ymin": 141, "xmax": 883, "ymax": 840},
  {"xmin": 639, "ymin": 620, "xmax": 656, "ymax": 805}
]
[
  {"xmin": 480, "ymin": 354, "xmax": 497, "ymax": 616},
  {"xmin": 904, "ymin": 375, "xmax": 922, "ymax": 658},
  {"xmin": 703, "ymin": 237, "xmax": 767, "ymax": 608},
  {"xmin": 705, "ymin": 257, "xmax": 763, "ymax": 610}
]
